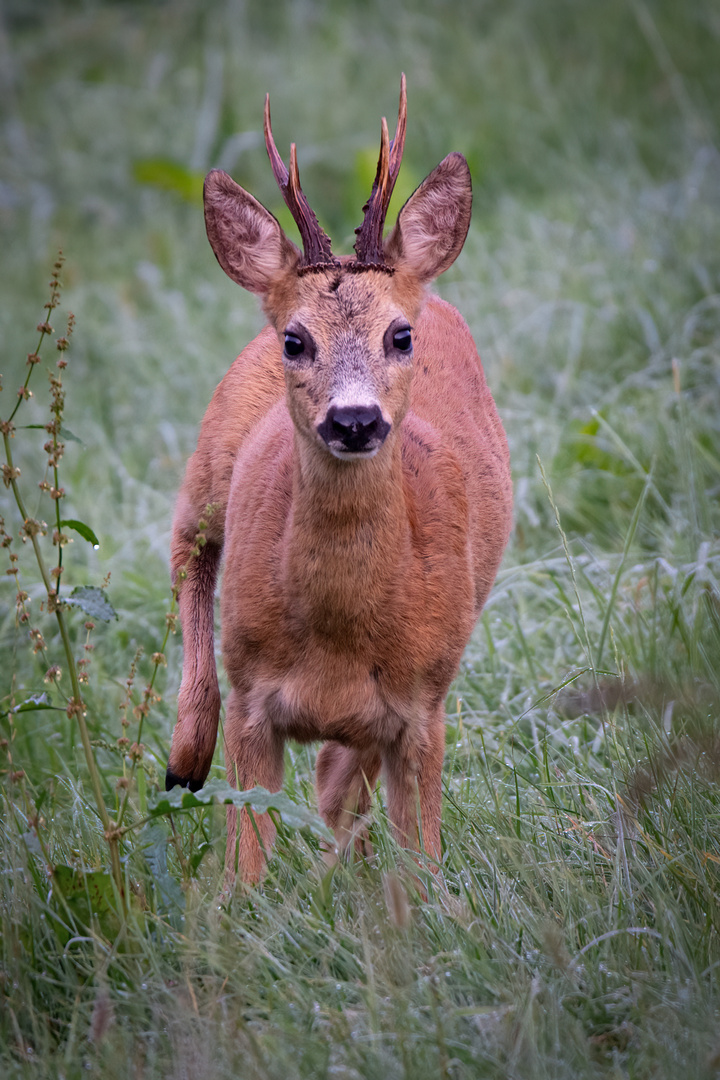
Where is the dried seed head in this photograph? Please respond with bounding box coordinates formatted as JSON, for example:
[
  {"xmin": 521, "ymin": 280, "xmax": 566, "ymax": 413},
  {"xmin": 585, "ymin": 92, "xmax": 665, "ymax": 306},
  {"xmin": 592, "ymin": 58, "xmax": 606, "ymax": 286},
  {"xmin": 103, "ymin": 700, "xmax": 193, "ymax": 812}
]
[
  {"xmin": 21, "ymin": 518, "xmax": 46, "ymax": 538},
  {"xmin": 3, "ymin": 464, "xmax": 21, "ymax": 487}
]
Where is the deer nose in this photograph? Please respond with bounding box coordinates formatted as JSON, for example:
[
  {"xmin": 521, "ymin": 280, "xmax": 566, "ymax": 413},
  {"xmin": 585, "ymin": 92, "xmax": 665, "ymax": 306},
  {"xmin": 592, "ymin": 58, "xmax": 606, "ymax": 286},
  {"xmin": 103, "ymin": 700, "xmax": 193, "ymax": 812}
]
[{"xmin": 318, "ymin": 404, "xmax": 390, "ymax": 454}]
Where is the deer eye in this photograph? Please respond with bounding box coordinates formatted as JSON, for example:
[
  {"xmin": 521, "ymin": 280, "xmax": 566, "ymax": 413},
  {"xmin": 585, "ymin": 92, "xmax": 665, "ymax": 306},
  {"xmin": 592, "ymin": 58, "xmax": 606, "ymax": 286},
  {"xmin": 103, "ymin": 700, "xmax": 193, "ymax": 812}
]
[
  {"xmin": 284, "ymin": 332, "xmax": 305, "ymax": 357},
  {"xmin": 392, "ymin": 328, "xmax": 412, "ymax": 352}
]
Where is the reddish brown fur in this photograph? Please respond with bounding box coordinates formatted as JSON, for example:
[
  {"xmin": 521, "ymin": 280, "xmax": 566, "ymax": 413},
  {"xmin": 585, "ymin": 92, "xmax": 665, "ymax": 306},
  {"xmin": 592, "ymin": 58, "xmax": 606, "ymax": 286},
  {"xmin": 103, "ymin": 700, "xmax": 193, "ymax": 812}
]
[{"xmin": 166, "ymin": 99, "xmax": 513, "ymax": 884}]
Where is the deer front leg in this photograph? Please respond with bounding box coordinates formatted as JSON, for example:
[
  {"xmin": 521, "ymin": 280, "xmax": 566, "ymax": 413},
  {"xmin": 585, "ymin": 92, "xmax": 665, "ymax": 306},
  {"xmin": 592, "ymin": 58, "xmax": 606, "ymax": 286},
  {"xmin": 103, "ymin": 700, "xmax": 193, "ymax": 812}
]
[
  {"xmin": 383, "ymin": 711, "xmax": 445, "ymax": 867},
  {"xmin": 224, "ymin": 691, "xmax": 285, "ymax": 885},
  {"xmin": 315, "ymin": 742, "xmax": 382, "ymax": 863}
]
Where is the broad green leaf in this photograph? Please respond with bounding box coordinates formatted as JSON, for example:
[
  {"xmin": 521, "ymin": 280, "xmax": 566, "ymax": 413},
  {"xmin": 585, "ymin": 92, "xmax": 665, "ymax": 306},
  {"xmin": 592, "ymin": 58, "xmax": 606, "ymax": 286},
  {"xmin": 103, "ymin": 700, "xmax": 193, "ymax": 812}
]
[
  {"xmin": 53, "ymin": 865, "xmax": 115, "ymax": 906},
  {"xmin": 8, "ymin": 692, "xmax": 65, "ymax": 716},
  {"xmin": 190, "ymin": 841, "xmax": 213, "ymax": 874},
  {"xmin": 22, "ymin": 424, "xmax": 83, "ymax": 445},
  {"xmin": 64, "ymin": 585, "xmax": 117, "ymax": 622},
  {"xmin": 133, "ymin": 158, "xmax": 204, "ymax": 202},
  {"xmin": 59, "ymin": 518, "xmax": 100, "ymax": 547},
  {"xmin": 51, "ymin": 865, "xmax": 122, "ymax": 942},
  {"xmin": 141, "ymin": 823, "xmax": 185, "ymax": 912},
  {"xmin": 149, "ymin": 778, "xmax": 331, "ymax": 839},
  {"xmin": 60, "ymin": 426, "xmax": 82, "ymax": 445}
]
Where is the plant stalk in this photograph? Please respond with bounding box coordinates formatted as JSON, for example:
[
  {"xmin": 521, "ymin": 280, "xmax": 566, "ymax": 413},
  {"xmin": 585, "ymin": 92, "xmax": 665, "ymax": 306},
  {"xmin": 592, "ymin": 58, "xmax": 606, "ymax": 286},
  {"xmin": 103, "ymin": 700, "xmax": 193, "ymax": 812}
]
[{"xmin": 3, "ymin": 433, "xmax": 125, "ymax": 908}]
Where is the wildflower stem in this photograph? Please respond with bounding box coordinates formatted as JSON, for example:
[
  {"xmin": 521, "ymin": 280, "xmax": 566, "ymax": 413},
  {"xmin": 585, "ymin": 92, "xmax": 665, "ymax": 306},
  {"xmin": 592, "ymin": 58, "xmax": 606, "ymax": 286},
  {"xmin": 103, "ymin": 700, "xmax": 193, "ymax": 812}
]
[
  {"xmin": 7, "ymin": 325, "xmax": 47, "ymax": 425},
  {"xmin": 3, "ymin": 427, "xmax": 124, "ymax": 905},
  {"xmin": 1, "ymin": 265, "xmax": 126, "ymax": 909}
]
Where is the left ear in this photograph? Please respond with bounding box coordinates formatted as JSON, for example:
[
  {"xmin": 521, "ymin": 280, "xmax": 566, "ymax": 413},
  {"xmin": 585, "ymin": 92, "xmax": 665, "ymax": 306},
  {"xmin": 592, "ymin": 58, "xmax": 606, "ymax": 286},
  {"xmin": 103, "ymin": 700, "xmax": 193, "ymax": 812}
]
[{"xmin": 384, "ymin": 153, "xmax": 472, "ymax": 283}]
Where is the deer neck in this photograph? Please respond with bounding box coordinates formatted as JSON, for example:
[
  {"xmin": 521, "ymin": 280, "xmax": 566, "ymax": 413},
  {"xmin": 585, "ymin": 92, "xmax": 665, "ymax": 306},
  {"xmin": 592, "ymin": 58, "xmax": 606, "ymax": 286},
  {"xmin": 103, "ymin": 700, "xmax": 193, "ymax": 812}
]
[{"xmin": 285, "ymin": 434, "xmax": 409, "ymax": 633}]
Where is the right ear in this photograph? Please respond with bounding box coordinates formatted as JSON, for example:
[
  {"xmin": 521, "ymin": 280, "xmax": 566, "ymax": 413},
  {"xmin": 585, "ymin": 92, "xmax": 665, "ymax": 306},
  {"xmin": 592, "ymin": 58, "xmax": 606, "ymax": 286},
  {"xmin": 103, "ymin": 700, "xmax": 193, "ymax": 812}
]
[{"xmin": 203, "ymin": 169, "xmax": 300, "ymax": 295}]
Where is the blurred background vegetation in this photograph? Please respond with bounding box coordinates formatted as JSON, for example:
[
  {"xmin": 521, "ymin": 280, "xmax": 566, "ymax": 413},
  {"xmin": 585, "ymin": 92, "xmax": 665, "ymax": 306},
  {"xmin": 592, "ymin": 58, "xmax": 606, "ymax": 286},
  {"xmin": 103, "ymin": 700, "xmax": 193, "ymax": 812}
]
[
  {"xmin": 2, "ymin": 0, "xmax": 719, "ymax": 562},
  {"xmin": 3, "ymin": 0, "xmax": 720, "ymax": 538},
  {"xmin": 2, "ymin": 0, "xmax": 720, "ymax": 1076}
]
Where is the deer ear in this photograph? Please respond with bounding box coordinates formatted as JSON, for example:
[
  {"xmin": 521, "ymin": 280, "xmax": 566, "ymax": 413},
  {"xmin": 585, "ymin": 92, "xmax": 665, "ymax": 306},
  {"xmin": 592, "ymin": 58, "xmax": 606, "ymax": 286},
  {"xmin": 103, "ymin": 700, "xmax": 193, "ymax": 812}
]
[
  {"xmin": 203, "ymin": 169, "xmax": 300, "ymax": 295},
  {"xmin": 384, "ymin": 153, "xmax": 472, "ymax": 283}
]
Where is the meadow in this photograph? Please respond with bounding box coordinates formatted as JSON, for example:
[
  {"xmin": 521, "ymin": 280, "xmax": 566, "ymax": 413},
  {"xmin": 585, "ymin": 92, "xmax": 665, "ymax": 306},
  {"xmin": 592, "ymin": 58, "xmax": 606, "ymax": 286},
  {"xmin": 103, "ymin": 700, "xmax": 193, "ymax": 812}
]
[{"xmin": 1, "ymin": 0, "xmax": 720, "ymax": 1075}]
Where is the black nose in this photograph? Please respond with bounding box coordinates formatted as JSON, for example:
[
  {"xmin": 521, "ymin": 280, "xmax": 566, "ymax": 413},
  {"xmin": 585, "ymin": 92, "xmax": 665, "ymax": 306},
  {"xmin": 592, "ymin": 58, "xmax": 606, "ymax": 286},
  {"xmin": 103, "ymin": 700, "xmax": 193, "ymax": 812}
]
[{"xmin": 318, "ymin": 404, "xmax": 390, "ymax": 453}]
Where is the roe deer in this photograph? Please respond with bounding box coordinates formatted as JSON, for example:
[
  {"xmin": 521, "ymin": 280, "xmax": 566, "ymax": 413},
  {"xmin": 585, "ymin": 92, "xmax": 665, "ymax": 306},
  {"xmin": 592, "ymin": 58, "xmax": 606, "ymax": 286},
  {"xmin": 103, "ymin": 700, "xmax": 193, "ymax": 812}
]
[{"xmin": 166, "ymin": 76, "xmax": 513, "ymax": 883}]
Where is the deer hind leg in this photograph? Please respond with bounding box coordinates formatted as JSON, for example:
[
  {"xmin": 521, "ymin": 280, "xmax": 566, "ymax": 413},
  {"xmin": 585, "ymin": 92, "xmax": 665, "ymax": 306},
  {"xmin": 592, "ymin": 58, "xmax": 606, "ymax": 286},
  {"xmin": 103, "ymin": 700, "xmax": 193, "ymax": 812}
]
[
  {"xmin": 166, "ymin": 538, "xmax": 223, "ymax": 792},
  {"xmin": 315, "ymin": 742, "xmax": 382, "ymax": 863},
  {"xmin": 224, "ymin": 690, "xmax": 284, "ymax": 885},
  {"xmin": 383, "ymin": 710, "xmax": 446, "ymax": 868}
]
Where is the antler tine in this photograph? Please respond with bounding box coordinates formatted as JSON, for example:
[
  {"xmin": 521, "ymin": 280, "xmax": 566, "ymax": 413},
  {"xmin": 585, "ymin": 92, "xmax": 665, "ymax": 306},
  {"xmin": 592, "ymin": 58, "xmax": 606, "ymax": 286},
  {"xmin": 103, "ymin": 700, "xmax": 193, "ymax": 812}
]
[
  {"xmin": 264, "ymin": 93, "xmax": 289, "ymax": 189},
  {"xmin": 376, "ymin": 117, "xmax": 391, "ymax": 207},
  {"xmin": 263, "ymin": 94, "xmax": 336, "ymax": 267},
  {"xmin": 354, "ymin": 73, "xmax": 408, "ymax": 265},
  {"xmin": 288, "ymin": 143, "xmax": 303, "ymax": 207},
  {"xmin": 389, "ymin": 72, "xmax": 407, "ymax": 184}
]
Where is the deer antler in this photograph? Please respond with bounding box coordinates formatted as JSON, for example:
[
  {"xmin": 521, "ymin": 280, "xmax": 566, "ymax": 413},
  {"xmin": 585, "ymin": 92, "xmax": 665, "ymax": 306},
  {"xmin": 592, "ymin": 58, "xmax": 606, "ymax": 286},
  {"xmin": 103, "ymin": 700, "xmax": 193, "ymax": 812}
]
[
  {"xmin": 264, "ymin": 96, "xmax": 337, "ymax": 268},
  {"xmin": 353, "ymin": 73, "xmax": 407, "ymax": 266}
]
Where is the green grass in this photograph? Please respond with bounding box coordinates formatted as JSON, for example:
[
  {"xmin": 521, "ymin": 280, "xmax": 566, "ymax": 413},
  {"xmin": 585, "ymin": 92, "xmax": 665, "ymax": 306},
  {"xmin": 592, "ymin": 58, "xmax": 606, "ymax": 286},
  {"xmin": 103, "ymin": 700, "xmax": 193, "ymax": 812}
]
[{"xmin": 2, "ymin": 0, "xmax": 720, "ymax": 1076}]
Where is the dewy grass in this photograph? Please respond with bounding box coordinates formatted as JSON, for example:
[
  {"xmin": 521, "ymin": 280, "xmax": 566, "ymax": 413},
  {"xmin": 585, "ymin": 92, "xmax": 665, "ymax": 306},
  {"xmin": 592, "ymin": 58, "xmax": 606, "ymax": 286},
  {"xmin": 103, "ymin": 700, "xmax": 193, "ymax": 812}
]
[{"xmin": 2, "ymin": 0, "xmax": 720, "ymax": 1075}]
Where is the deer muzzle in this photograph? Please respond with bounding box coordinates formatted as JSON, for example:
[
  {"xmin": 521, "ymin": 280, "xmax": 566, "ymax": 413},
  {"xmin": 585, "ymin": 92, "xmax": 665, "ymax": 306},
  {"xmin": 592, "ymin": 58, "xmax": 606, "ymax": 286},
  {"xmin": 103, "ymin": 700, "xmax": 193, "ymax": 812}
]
[{"xmin": 317, "ymin": 403, "xmax": 391, "ymax": 458}]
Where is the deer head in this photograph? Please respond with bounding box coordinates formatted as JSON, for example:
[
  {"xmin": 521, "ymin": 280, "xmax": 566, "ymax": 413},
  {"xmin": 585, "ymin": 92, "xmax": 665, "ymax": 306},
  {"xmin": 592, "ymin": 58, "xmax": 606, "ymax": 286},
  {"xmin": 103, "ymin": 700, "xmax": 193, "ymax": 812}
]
[{"xmin": 202, "ymin": 76, "xmax": 472, "ymax": 461}]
